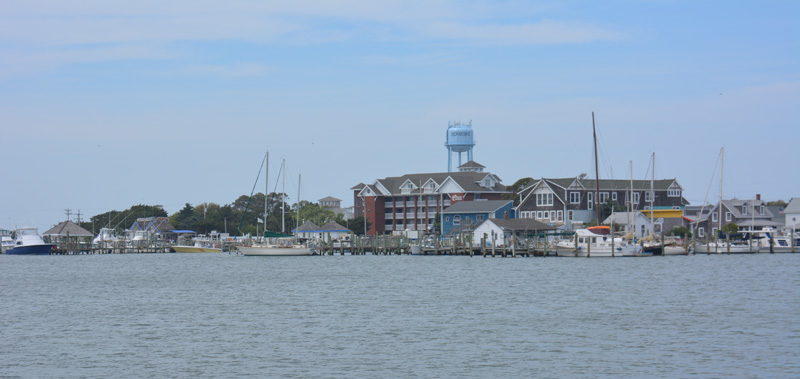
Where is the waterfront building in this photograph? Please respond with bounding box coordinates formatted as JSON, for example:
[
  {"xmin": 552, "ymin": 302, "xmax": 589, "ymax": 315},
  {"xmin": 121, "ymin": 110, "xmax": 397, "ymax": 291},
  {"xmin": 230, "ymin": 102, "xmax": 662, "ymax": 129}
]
[
  {"xmin": 602, "ymin": 212, "xmax": 654, "ymax": 239},
  {"xmin": 293, "ymin": 221, "xmax": 353, "ymax": 241},
  {"xmin": 42, "ymin": 220, "xmax": 94, "ymax": 244},
  {"xmin": 472, "ymin": 218, "xmax": 555, "ymax": 248},
  {"xmin": 441, "ymin": 200, "xmax": 514, "ymax": 236},
  {"xmin": 352, "ymin": 162, "xmax": 509, "ymax": 235},
  {"xmin": 515, "ymin": 175, "xmax": 688, "ymax": 229},
  {"xmin": 129, "ymin": 217, "xmax": 176, "ymax": 240},
  {"xmin": 293, "ymin": 221, "xmax": 321, "ymax": 240},
  {"xmin": 692, "ymin": 195, "xmax": 782, "ymax": 239},
  {"xmin": 319, "ymin": 196, "xmax": 353, "ymax": 220}
]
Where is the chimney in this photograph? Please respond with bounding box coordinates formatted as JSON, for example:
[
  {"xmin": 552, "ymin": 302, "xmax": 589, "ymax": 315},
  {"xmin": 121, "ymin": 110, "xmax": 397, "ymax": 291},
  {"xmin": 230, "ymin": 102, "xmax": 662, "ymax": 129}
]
[{"xmin": 756, "ymin": 194, "xmax": 761, "ymax": 201}]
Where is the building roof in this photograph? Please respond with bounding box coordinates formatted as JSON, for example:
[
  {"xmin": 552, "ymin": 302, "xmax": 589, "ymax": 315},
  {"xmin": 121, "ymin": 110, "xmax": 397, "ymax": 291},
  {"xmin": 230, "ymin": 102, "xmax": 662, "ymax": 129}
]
[
  {"xmin": 293, "ymin": 221, "xmax": 321, "ymax": 232},
  {"xmin": 720, "ymin": 199, "xmax": 773, "ymax": 219},
  {"xmin": 785, "ymin": 198, "xmax": 800, "ymax": 214},
  {"xmin": 318, "ymin": 222, "xmax": 352, "ymax": 233},
  {"xmin": 458, "ymin": 160, "xmax": 485, "ymax": 169},
  {"xmin": 350, "ymin": 183, "xmax": 366, "ymax": 190},
  {"xmin": 43, "ymin": 220, "xmax": 94, "ymax": 237},
  {"xmin": 602, "ymin": 212, "xmax": 649, "ymax": 226},
  {"xmin": 129, "ymin": 217, "xmax": 176, "ymax": 233},
  {"xmin": 319, "ymin": 196, "xmax": 341, "ymax": 202},
  {"xmin": 767, "ymin": 205, "xmax": 785, "ymax": 225},
  {"xmin": 736, "ymin": 219, "xmax": 784, "ymax": 227},
  {"xmin": 526, "ymin": 177, "xmax": 681, "ymax": 192},
  {"xmin": 443, "ymin": 200, "xmax": 512, "ymax": 214},
  {"xmin": 361, "ymin": 171, "xmax": 507, "ymax": 196},
  {"xmin": 488, "ymin": 218, "xmax": 556, "ymax": 231}
]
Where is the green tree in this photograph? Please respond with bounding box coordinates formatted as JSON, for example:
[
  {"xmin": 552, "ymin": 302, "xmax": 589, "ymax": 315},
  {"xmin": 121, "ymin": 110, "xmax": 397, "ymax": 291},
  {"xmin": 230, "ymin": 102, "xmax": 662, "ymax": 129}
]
[
  {"xmin": 170, "ymin": 203, "xmax": 199, "ymax": 231},
  {"xmin": 346, "ymin": 216, "xmax": 369, "ymax": 236},
  {"xmin": 722, "ymin": 223, "xmax": 739, "ymax": 236},
  {"xmin": 505, "ymin": 177, "xmax": 535, "ymax": 204},
  {"xmin": 767, "ymin": 200, "xmax": 787, "ymax": 207}
]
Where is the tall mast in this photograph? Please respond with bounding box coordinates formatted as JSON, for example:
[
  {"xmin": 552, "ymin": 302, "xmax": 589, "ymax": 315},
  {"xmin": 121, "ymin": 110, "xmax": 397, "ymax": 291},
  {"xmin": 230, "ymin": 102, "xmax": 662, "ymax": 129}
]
[
  {"xmin": 650, "ymin": 152, "xmax": 655, "ymax": 226},
  {"xmin": 718, "ymin": 147, "xmax": 724, "ymax": 237},
  {"xmin": 297, "ymin": 173, "xmax": 302, "ymax": 231},
  {"xmin": 628, "ymin": 160, "xmax": 633, "ymax": 235},
  {"xmin": 264, "ymin": 151, "xmax": 269, "ymax": 234},
  {"xmin": 592, "ymin": 112, "xmax": 601, "ymax": 224},
  {"xmin": 281, "ymin": 159, "xmax": 286, "ymax": 234}
]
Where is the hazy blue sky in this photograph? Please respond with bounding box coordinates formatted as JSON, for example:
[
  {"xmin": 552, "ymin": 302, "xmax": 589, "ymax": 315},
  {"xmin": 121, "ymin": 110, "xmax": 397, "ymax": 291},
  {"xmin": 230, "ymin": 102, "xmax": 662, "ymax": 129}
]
[{"xmin": 1, "ymin": 1, "xmax": 798, "ymax": 230}]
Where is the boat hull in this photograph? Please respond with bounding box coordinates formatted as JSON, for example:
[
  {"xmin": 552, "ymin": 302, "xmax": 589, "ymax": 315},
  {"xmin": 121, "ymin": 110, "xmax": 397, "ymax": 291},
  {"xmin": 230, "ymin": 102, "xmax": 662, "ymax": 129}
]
[
  {"xmin": 239, "ymin": 246, "xmax": 313, "ymax": 256},
  {"xmin": 6, "ymin": 244, "xmax": 54, "ymax": 255},
  {"xmin": 172, "ymin": 246, "xmax": 221, "ymax": 253}
]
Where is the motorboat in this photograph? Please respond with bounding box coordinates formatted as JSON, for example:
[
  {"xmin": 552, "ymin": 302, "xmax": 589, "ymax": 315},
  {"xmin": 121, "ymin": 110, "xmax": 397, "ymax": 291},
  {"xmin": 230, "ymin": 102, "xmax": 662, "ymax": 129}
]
[
  {"xmin": 1, "ymin": 229, "xmax": 15, "ymax": 253},
  {"xmin": 555, "ymin": 226, "xmax": 645, "ymax": 257},
  {"xmin": 172, "ymin": 240, "xmax": 221, "ymax": 253},
  {"xmin": 6, "ymin": 228, "xmax": 55, "ymax": 255},
  {"xmin": 694, "ymin": 241, "xmax": 752, "ymax": 254},
  {"xmin": 239, "ymin": 238, "xmax": 313, "ymax": 256},
  {"xmin": 92, "ymin": 227, "xmax": 119, "ymax": 249}
]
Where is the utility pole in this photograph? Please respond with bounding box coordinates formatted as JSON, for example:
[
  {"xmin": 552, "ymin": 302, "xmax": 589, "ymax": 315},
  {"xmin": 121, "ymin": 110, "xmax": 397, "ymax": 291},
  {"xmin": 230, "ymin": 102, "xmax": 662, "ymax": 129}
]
[{"xmin": 65, "ymin": 209, "xmax": 72, "ymax": 221}]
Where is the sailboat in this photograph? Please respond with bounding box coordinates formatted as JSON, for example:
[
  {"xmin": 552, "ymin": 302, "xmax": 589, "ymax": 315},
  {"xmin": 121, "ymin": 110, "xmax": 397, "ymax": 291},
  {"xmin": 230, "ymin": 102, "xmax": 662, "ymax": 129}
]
[
  {"xmin": 694, "ymin": 148, "xmax": 751, "ymax": 254},
  {"xmin": 239, "ymin": 155, "xmax": 313, "ymax": 256}
]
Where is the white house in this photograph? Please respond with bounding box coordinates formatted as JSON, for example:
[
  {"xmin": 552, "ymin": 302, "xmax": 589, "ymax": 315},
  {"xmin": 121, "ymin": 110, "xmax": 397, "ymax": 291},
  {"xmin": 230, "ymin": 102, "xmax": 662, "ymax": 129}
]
[
  {"xmin": 785, "ymin": 198, "xmax": 800, "ymax": 231},
  {"xmin": 472, "ymin": 218, "xmax": 555, "ymax": 248},
  {"xmin": 602, "ymin": 211, "xmax": 654, "ymax": 238}
]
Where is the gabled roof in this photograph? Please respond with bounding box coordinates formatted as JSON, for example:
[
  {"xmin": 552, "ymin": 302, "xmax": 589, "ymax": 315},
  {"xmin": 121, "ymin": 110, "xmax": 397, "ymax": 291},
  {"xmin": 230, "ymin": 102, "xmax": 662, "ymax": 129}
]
[
  {"xmin": 720, "ymin": 199, "xmax": 773, "ymax": 219},
  {"xmin": 521, "ymin": 177, "xmax": 681, "ymax": 193},
  {"xmin": 318, "ymin": 222, "xmax": 352, "ymax": 233},
  {"xmin": 602, "ymin": 212, "xmax": 650, "ymax": 226},
  {"xmin": 129, "ymin": 217, "xmax": 175, "ymax": 233},
  {"xmin": 442, "ymin": 200, "xmax": 512, "ymax": 214},
  {"xmin": 458, "ymin": 160, "xmax": 485, "ymax": 168},
  {"xmin": 350, "ymin": 183, "xmax": 366, "ymax": 190},
  {"xmin": 487, "ymin": 218, "xmax": 556, "ymax": 231},
  {"xmin": 293, "ymin": 221, "xmax": 321, "ymax": 232},
  {"xmin": 785, "ymin": 198, "xmax": 800, "ymax": 214},
  {"xmin": 319, "ymin": 196, "xmax": 341, "ymax": 202},
  {"xmin": 371, "ymin": 171, "xmax": 508, "ymax": 195},
  {"xmin": 43, "ymin": 220, "xmax": 93, "ymax": 237}
]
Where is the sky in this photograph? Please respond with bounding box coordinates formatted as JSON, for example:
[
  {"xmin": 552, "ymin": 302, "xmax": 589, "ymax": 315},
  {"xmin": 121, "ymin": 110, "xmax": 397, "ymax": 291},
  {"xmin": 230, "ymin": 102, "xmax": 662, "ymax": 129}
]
[{"xmin": 1, "ymin": 0, "xmax": 798, "ymax": 231}]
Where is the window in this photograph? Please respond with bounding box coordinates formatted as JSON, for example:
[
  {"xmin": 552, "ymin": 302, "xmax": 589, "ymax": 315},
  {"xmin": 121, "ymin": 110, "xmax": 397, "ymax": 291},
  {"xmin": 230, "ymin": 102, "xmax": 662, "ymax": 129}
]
[
  {"xmin": 712, "ymin": 228, "xmax": 718, "ymax": 237},
  {"xmin": 712, "ymin": 212, "xmax": 718, "ymax": 222},
  {"xmin": 698, "ymin": 227, "xmax": 705, "ymax": 238},
  {"xmin": 557, "ymin": 210, "xmax": 563, "ymax": 221},
  {"xmin": 570, "ymin": 192, "xmax": 580, "ymax": 204},
  {"xmin": 549, "ymin": 211, "xmax": 556, "ymax": 220},
  {"xmin": 759, "ymin": 206, "xmax": 765, "ymax": 215},
  {"xmin": 725, "ymin": 212, "xmax": 732, "ymax": 222},
  {"xmin": 600, "ymin": 192, "xmax": 609, "ymax": 204},
  {"xmin": 445, "ymin": 216, "xmax": 450, "ymax": 222},
  {"xmin": 668, "ymin": 189, "xmax": 681, "ymax": 197},
  {"xmin": 536, "ymin": 193, "xmax": 554, "ymax": 206},
  {"xmin": 742, "ymin": 206, "xmax": 748, "ymax": 215},
  {"xmin": 587, "ymin": 192, "xmax": 594, "ymax": 210},
  {"xmin": 537, "ymin": 211, "xmax": 543, "ymax": 219},
  {"xmin": 672, "ymin": 206, "xmax": 681, "ymax": 210},
  {"xmin": 568, "ymin": 210, "xmax": 574, "ymax": 221},
  {"xmin": 453, "ymin": 215, "xmax": 461, "ymax": 225},
  {"xmin": 612, "ymin": 192, "xmax": 618, "ymax": 201},
  {"xmin": 632, "ymin": 192, "xmax": 640, "ymax": 204},
  {"xmin": 645, "ymin": 191, "xmax": 654, "ymax": 202},
  {"xmin": 477, "ymin": 215, "xmax": 485, "ymax": 221},
  {"xmin": 400, "ymin": 182, "xmax": 414, "ymax": 194}
]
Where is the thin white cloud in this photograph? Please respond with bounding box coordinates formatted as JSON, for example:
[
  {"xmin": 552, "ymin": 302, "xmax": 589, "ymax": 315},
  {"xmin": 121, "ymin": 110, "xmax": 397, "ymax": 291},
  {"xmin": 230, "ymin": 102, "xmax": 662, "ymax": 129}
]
[{"xmin": 424, "ymin": 20, "xmax": 621, "ymax": 44}]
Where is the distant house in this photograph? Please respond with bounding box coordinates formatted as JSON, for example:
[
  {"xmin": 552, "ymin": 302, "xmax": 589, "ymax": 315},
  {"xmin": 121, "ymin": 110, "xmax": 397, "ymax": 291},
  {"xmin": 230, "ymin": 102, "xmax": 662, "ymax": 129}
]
[
  {"xmin": 319, "ymin": 196, "xmax": 354, "ymax": 220},
  {"xmin": 43, "ymin": 220, "xmax": 94, "ymax": 244},
  {"xmin": 694, "ymin": 197, "xmax": 782, "ymax": 239},
  {"xmin": 292, "ymin": 221, "xmax": 321, "ymax": 240},
  {"xmin": 441, "ymin": 200, "xmax": 514, "ymax": 235},
  {"xmin": 472, "ymin": 218, "xmax": 555, "ymax": 248},
  {"xmin": 515, "ymin": 175, "xmax": 688, "ymax": 228},
  {"xmin": 129, "ymin": 217, "xmax": 176, "ymax": 238},
  {"xmin": 602, "ymin": 212, "xmax": 653, "ymax": 238},
  {"xmin": 293, "ymin": 221, "xmax": 352, "ymax": 241},
  {"xmin": 785, "ymin": 198, "xmax": 800, "ymax": 231}
]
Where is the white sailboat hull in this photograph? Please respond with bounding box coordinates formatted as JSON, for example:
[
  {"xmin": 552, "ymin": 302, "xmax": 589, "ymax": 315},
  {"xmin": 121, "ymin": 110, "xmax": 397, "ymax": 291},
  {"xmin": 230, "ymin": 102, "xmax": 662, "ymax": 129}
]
[{"xmin": 240, "ymin": 246, "xmax": 313, "ymax": 256}]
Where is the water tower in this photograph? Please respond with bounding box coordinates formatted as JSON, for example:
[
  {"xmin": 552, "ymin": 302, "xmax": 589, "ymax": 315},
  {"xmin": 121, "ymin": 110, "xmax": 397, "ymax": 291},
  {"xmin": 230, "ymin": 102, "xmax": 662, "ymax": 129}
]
[{"xmin": 445, "ymin": 121, "xmax": 475, "ymax": 172}]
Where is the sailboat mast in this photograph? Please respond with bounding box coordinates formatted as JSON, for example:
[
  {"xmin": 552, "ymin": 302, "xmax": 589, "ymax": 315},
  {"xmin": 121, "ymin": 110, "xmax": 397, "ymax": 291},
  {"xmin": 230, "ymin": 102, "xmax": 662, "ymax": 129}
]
[
  {"xmin": 592, "ymin": 112, "xmax": 601, "ymax": 224},
  {"xmin": 264, "ymin": 150, "xmax": 269, "ymax": 235},
  {"xmin": 629, "ymin": 160, "xmax": 633, "ymax": 235},
  {"xmin": 718, "ymin": 147, "xmax": 724, "ymax": 237},
  {"xmin": 297, "ymin": 173, "xmax": 302, "ymax": 231},
  {"xmin": 282, "ymin": 159, "xmax": 286, "ymax": 234},
  {"xmin": 651, "ymin": 152, "xmax": 655, "ymax": 226}
]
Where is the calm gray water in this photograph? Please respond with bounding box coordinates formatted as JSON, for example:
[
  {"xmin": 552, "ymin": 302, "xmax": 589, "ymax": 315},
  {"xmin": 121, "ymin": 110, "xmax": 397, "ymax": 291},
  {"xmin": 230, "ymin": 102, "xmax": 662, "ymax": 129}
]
[{"xmin": 1, "ymin": 253, "xmax": 799, "ymax": 378}]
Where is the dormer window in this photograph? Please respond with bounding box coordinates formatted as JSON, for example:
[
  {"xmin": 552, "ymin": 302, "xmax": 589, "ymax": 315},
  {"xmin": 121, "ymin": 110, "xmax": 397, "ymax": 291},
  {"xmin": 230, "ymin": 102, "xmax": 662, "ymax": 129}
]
[
  {"xmin": 742, "ymin": 206, "xmax": 748, "ymax": 215},
  {"xmin": 400, "ymin": 182, "xmax": 415, "ymax": 194}
]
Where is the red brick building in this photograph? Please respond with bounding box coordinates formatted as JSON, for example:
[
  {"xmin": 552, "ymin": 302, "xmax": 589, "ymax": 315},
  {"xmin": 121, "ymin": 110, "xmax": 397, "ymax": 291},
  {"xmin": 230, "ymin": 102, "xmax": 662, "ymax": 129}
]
[{"xmin": 352, "ymin": 162, "xmax": 509, "ymax": 235}]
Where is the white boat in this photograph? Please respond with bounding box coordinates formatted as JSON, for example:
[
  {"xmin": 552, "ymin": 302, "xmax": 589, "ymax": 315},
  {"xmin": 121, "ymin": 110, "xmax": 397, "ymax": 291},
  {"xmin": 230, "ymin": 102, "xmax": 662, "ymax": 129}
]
[
  {"xmin": 239, "ymin": 244, "xmax": 313, "ymax": 256},
  {"xmin": 742, "ymin": 229, "xmax": 799, "ymax": 253},
  {"xmin": 6, "ymin": 228, "xmax": 55, "ymax": 255},
  {"xmin": 92, "ymin": 227, "xmax": 119, "ymax": 248},
  {"xmin": 663, "ymin": 245, "xmax": 690, "ymax": 255},
  {"xmin": 555, "ymin": 227, "xmax": 645, "ymax": 257},
  {"xmin": 694, "ymin": 241, "xmax": 752, "ymax": 254},
  {"xmin": 1, "ymin": 229, "xmax": 15, "ymax": 253}
]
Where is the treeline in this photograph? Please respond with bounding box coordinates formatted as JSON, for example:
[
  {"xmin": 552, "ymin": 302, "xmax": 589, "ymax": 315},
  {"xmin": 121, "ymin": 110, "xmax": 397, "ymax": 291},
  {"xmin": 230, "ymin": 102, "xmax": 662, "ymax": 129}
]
[{"xmin": 78, "ymin": 192, "xmax": 367, "ymax": 236}]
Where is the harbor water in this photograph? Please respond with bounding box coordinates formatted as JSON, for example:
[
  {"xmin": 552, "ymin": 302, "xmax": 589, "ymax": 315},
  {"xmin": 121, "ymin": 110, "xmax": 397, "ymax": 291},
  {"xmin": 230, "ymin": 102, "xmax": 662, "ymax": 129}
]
[{"xmin": 1, "ymin": 254, "xmax": 799, "ymax": 377}]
